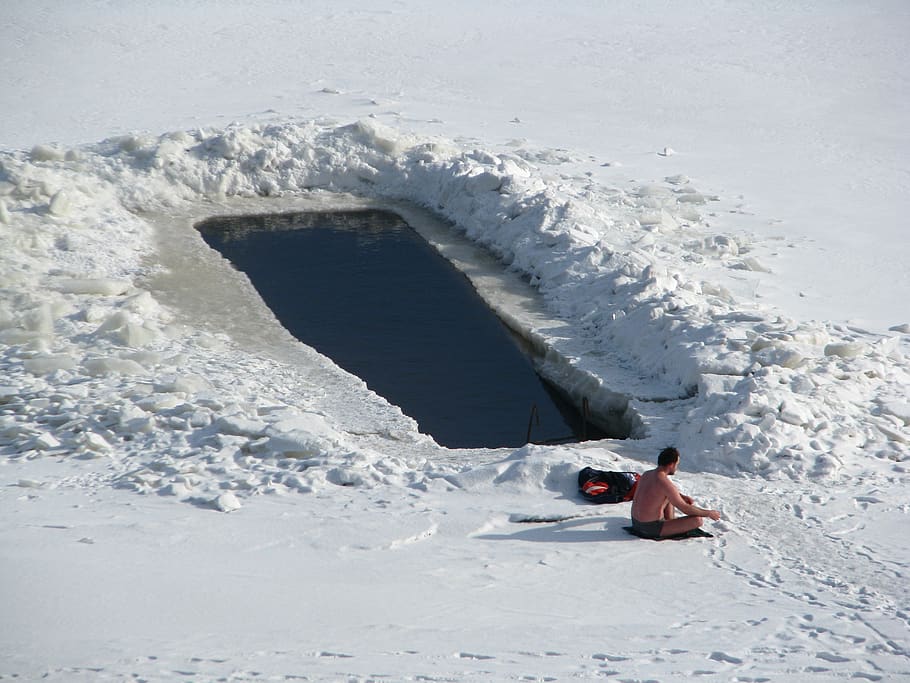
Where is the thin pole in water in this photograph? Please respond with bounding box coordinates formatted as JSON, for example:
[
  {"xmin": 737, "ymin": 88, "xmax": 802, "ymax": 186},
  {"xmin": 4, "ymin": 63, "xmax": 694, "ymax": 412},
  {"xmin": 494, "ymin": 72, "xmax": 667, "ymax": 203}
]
[
  {"xmin": 526, "ymin": 403, "xmax": 539, "ymax": 444},
  {"xmin": 582, "ymin": 396, "xmax": 589, "ymax": 441}
]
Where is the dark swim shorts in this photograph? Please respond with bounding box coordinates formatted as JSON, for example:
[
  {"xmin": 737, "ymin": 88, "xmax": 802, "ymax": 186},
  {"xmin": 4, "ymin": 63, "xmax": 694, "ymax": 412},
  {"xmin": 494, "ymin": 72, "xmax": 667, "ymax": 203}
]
[{"xmin": 631, "ymin": 517, "xmax": 664, "ymax": 539}]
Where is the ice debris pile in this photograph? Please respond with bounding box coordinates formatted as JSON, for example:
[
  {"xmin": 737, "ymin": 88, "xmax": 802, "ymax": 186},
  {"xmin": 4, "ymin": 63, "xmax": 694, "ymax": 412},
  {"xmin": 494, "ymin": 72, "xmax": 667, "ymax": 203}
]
[{"xmin": 1, "ymin": 120, "xmax": 908, "ymax": 506}]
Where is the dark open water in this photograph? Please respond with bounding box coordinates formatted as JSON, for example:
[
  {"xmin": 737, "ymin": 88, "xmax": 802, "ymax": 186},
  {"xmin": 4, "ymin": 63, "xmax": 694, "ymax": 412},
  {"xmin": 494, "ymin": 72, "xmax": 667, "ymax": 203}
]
[{"xmin": 197, "ymin": 210, "xmax": 607, "ymax": 448}]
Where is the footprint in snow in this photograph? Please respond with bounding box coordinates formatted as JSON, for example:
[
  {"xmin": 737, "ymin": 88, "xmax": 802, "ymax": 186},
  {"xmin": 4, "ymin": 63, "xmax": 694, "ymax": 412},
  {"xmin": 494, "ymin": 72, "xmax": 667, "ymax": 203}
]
[
  {"xmin": 592, "ymin": 653, "xmax": 628, "ymax": 662},
  {"xmin": 816, "ymin": 652, "xmax": 851, "ymax": 663},
  {"xmin": 386, "ymin": 523, "xmax": 438, "ymax": 549},
  {"xmin": 709, "ymin": 651, "xmax": 744, "ymax": 664},
  {"xmin": 853, "ymin": 495, "xmax": 883, "ymax": 509}
]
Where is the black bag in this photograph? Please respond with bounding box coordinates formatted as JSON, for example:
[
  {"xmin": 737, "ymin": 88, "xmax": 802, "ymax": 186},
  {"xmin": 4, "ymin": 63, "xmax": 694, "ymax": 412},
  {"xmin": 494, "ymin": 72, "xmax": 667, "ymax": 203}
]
[{"xmin": 578, "ymin": 467, "xmax": 640, "ymax": 504}]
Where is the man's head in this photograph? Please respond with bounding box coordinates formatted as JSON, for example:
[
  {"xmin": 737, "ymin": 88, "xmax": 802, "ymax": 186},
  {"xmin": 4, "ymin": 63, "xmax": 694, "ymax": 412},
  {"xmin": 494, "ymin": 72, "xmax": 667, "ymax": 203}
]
[{"xmin": 657, "ymin": 447, "xmax": 680, "ymax": 474}]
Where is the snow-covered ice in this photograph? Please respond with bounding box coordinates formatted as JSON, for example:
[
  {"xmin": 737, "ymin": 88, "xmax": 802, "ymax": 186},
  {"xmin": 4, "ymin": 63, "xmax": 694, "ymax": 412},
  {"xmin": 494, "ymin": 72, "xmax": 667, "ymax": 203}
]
[{"xmin": 2, "ymin": 2, "xmax": 909, "ymax": 681}]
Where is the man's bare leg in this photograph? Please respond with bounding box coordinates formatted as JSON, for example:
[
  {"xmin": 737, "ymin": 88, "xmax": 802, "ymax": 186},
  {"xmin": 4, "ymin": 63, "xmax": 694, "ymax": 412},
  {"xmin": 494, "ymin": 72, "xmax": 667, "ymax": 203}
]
[{"xmin": 659, "ymin": 515, "xmax": 703, "ymax": 537}]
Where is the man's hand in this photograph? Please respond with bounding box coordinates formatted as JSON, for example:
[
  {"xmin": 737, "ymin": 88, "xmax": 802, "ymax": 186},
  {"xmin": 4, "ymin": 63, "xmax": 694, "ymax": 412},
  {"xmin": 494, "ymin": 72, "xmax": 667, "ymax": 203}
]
[{"xmin": 705, "ymin": 509, "xmax": 721, "ymax": 521}]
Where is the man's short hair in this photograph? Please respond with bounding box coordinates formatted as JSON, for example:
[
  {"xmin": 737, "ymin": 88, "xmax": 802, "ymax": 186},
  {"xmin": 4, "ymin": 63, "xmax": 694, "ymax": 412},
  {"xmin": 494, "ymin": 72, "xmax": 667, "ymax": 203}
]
[{"xmin": 658, "ymin": 447, "xmax": 680, "ymax": 467}]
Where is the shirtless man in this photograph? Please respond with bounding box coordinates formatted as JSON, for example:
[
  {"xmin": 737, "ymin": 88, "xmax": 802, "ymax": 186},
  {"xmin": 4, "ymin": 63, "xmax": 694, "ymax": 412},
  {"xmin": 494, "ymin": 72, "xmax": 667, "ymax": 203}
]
[{"xmin": 630, "ymin": 447, "xmax": 721, "ymax": 538}]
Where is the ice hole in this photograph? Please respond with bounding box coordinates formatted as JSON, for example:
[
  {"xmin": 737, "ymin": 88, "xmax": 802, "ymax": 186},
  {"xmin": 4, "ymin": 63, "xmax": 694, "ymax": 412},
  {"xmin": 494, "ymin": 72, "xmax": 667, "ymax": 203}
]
[{"xmin": 196, "ymin": 209, "xmax": 628, "ymax": 449}]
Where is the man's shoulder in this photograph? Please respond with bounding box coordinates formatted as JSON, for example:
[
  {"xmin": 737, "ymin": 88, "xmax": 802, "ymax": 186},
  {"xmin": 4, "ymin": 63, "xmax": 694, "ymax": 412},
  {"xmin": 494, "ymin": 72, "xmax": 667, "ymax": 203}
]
[{"xmin": 654, "ymin": 470, "xmax": 676, "ymax": 488}]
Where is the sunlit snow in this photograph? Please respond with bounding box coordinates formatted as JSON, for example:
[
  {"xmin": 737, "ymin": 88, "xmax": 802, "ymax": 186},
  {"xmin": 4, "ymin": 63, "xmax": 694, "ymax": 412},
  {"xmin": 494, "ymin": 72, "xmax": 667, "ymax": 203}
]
[{"xmin": 2, "ymin": 2, "xmax": 908, "ymax": 682}]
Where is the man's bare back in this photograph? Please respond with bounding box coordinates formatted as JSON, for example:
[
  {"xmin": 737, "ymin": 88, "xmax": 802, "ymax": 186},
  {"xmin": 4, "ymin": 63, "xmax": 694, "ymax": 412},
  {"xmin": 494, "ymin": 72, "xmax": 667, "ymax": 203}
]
[{"xmin": 630, "ymin": 447, "xmax": 720, "ymax": 538}]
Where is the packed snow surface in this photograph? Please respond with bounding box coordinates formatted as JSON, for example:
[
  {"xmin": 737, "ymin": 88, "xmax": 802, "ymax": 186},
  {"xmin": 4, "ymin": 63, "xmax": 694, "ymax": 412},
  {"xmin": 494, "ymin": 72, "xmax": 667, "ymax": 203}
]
[{"xmin": 2, "ymin": 2, "xmax": 909, "ymax": 682}]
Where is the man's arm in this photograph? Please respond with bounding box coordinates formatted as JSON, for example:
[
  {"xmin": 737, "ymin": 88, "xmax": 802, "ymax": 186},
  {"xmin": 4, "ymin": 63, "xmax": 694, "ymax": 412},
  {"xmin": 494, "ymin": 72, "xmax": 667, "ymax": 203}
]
[{"xmin": 662, "ymin": 479, "xmax": 721, "ymax": 520}]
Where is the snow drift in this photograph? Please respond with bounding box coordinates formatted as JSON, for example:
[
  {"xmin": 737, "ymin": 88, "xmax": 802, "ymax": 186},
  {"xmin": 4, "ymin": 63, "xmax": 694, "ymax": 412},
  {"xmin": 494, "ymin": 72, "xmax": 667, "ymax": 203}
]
[{"xmin": 1, "ymin": 119, "xmax": 908, "ymax": 509}]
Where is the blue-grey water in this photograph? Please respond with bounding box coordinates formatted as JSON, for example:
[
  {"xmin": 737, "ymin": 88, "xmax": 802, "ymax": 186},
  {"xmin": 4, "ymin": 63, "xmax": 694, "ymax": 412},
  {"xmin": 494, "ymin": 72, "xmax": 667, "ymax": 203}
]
[{"xmin": 197, "ymin": 210, "xmax": 607, "ymax": 448}]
